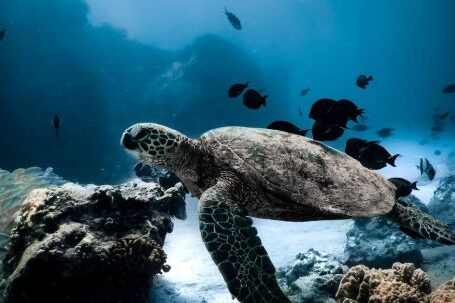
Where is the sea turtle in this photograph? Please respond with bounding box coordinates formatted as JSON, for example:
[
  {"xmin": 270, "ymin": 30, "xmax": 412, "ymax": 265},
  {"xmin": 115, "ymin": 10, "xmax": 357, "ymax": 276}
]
[{"xmin": 121, "ymin": 123, "xmax": 455, "ymax": 303}]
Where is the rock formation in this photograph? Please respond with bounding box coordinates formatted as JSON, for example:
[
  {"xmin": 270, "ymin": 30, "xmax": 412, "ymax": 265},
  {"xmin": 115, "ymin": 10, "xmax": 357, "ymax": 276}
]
[
  {"xmin": 1, "ymin": 180, "xmax": 186, "ymax": 303},
  {"xmin": 277, "ymin": 249, "xmax": 347, "ymax": 303}
]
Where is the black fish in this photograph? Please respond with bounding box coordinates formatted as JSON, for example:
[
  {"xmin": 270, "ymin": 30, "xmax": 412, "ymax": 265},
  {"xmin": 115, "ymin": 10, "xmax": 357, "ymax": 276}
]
[
  {"xmin": 443, "ymin": 84, "xmax": 455, "ymax": 94},
  {"xmin": 228, "ymin": 82, "xmax": 248, "ymax": 98},
  {"xmin": 309, "ymin": 98, "xmax": 348, "ymax": 127},
  {"xmin": 345, "ymin": 138, "xmax": 399, "ymax": 170},
  {"xmin": 388, "ymin": 178, "xmax": 418, "ymax": 198},
  {"xmin": 431, "ymin": 125, "xmax": 444, "ymax": 133},
  {"xmin": 52, "ymin": 114, "xmax": 61, "ymax": 138},
  {"xmin": 377, "ymin": 128, "xmax": 394, "ymax": 139},
  {"xmin": 0, "ymin": 28, "xmax": 5, "ymax": 41},
  {"xmin": 243, "ymin": 89, "xmax": 266, "ymax": 109},
  {"xmin": 351, "ymin": 124, "xmax": 369, "ymax": 132},
  {"xmin": 224, "ymin": 7, "xmax": 242, "ymax": 30},
  {"xmin": 434, "ymin": 150, "xmax": 441, "ymax": 156},
  {"xmin": 356, "ymin": 75, "xmax": 373, "ymax": 89},
  {"xmin": 300, "ymin": 88, "xmax": 310, "ymax": 96},
  {"xmin": 417, "ymin": 158, "xmax": 436, "ymax": 180},
  {"xmin": 337, "ymin": 99, "xmax": 364, "ymax": 122},
  {"xmin": 311, "ymin": 122, "xmax": 344, "ymax": 141},
  {"xmin": 267, "ymin": 121, "xmax": 309, "ymax": 137}
]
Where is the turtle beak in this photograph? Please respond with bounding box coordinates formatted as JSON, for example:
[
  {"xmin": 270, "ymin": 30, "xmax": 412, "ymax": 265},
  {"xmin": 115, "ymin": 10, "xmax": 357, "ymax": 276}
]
[{"xmin": 121, "ymin": 130, "xmax": 139, "ymax": 151}]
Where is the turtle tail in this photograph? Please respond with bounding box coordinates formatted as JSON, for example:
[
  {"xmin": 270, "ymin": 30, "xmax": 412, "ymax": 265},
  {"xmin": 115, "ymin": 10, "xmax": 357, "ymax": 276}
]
[{"xmin": 387, "ymin": 199, "xmax": 455, "ymax": 245}]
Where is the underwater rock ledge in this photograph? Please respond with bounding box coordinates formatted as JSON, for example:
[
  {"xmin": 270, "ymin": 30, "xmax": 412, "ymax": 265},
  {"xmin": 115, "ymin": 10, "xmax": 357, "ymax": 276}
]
[{"xmin": 1, "ymin": 180, "xmax": 186, "ymax": 303}]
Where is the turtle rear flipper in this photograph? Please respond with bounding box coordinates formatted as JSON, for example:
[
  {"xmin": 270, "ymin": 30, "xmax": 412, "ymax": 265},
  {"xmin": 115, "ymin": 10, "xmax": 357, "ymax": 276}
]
[
  {"xmin": 199, "ymin": 183, "xmax": 290, "ymax": 303},
  {"xmin": 388, "ymin": 200, "xmax": 455, "ymax": 245}
]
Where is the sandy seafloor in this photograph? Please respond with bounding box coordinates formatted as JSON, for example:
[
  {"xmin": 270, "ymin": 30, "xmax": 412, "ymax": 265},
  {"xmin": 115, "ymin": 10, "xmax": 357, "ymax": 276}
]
[{"xmin": 149, "ymin": 196, "xmax": 353, "ymax": 303}]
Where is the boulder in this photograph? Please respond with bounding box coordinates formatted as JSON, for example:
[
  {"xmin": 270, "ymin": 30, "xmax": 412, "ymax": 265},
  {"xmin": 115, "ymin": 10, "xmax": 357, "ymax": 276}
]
[
  {"xmin": 277, "ymin": 249, "xmax": 347, "ymax": 303},
  {"xmin": 2, "ymin": 180, "xmax": 186, "ymax": 303}
]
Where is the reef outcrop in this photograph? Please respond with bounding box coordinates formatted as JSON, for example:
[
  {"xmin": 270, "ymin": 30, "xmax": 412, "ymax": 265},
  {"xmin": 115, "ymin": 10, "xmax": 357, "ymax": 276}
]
[
  {"xmin": 1, "ymin": 180, "xmax": 186, "ymax": 303},
  {"xmin": 428, "ymin": 175, "xmax": 455, "ymax": 226},
  {"xmin": 344, "ymin": 195, "xmax": 434, "ymax": 268},
  {"xmin": 335, "ymin": 262, "xmax": 455, "ymax": 303},
  {"xmin": 277, "ymin": 249, "xmax": 347, "ymax": 303}
]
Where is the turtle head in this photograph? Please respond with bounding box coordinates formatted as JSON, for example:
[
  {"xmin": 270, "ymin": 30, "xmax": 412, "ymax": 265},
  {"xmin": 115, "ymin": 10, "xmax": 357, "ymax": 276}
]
[{"xmin": 121, "ymin": 123, "xmax": 190, "ymax": 168}]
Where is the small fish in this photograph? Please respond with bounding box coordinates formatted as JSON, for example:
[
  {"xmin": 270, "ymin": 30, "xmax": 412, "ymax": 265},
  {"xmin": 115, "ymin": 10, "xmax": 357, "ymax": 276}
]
[
  {"xmin": 431, "ymin": 125, "xmax": 444, "ymax": 133},
  {"xmin": 345, "ymin": 138, "xmax": 399, "ymax": 170},
  {"xmin": 419, "ymin": 139, "xmax": 429, "ymax": 145},
  {"xmin": 300, "ymin": 88, "xmax": 310, "ymax": 96},
  {"xmin": 242, "ymin": 89, "xmax": 266, "ymax": 109},
  {"xmin": 417, "ymin": 158, "xmax": 436, "ymax": 180},
  {"xmin": 0, "ymin": 28, "xmax": 5, "ymax": 41},
  {"xmin": 439, "ymin": 111, "xmax": 450, "ymax": 120},
  {"xmin": 442, "ymin": 84, "xmax": 455, "ymax": 94},
  {"xmin": 52, "ymin": 114, "xmax": 61, "ymax": 138},
  {"xmin": 311, "ymin": 122, "xmax": 344, "ymax": 141},
  {"xmin": 267, "ymin": 121, "xmax": 309, "ymax": 137},
  {"xmin": 377, "ymin": 128, "xmax": 394, "ymax": 139},
  {"xmin": 351, "ymin": 124, "xmax": 369, "ymax": 132},
  {"xmin": 356, "ymin": 75, "xmax": 373, "ymax": 89},
  {"xmin": 224, "ymin": 7, "xmax": 242, "ymax": 30},
  {"xmin": 228, "ymin": 82, "xmax": 248, "ymax": 98},
  {"xmin": 434, "ymin": 150, "xmax": 441, "ymax": 156},
  {"xmin": 388, "ymin": 178, "xmax": 418, "ymax": 198}
]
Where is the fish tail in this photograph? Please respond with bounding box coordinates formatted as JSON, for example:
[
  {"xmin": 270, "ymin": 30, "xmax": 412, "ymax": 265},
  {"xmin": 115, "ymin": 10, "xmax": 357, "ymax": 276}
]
[
  {"xmin": 368, "ymin": 75, "xmax": 373, "ymax": 81},
  {"xmin": 387, "ymin": 154, "xmax": 399, "ymax": 167},
  {"xmin": 411, "ymin": 181, "xmax": 419, "ymax": 190}
]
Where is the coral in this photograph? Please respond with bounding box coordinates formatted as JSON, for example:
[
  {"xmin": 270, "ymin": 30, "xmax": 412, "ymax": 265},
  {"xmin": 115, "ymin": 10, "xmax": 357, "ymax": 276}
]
[
  {"xmin": 335, "ymin": 263, "xmax": 432, "ymax": 303},
  {"xmin": 277, "ymin": 249, "xmax": 347, "ymax": 303},
  {"xmin": 0, "ymin": 167, "xmax": 65, "ymax": 234},
  {"xmin": 1, "ymin": 179, "xmax": 186, "ymax": 303},
  {"xmin": 426, "ymin": 278, "xmax": 455, "ymax": 303}
]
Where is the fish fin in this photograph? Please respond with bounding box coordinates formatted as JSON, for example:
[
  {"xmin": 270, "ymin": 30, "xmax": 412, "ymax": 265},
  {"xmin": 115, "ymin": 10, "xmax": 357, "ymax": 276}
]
[
  {"xmin": 387, "ymin": 154, "xmax": 400, "ymax": 167},
  {"xmin": 416, "ymin": 165, "xmax": 420, "ymax": 170},
  {"xmin": 411, "ymin": 181, "xmax": 419, "ymax": 190},
  {"xmin": 262, "ymin": 96, "xmax": 267, "ymax": 106}
]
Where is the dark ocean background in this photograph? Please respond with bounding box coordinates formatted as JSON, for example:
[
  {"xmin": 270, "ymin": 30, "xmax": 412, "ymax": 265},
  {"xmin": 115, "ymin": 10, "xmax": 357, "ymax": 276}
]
[{"xmin": 1, "ymin": 0, "xmax": 454, "ymax": 187}]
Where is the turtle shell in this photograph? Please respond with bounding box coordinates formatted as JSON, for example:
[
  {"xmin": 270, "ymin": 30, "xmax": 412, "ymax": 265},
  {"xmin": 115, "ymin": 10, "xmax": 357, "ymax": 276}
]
[{"xmin": 199, "ymin": 127, "xmax": 396, "ymax": 221}]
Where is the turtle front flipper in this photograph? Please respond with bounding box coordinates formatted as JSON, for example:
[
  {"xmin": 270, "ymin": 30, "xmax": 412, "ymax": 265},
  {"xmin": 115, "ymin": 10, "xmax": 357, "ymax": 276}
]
[
  {"xmin": 388, "ymin": 199, "xmax": 455, "ymax": 245},
  {"xmin": 199, "ymin": 183, "xmax": 290, "ymax": 303}
]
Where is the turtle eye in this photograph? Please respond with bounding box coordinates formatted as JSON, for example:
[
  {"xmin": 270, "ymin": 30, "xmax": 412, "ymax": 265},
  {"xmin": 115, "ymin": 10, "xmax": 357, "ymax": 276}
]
[{"xmin": 134, "ymin": 129, "xmax": 150, "ymax": 142}]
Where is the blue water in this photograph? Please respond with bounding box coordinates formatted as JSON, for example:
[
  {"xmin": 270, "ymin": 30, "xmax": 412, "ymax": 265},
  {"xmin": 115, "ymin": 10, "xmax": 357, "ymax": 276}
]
[{"xmin": 1, "ymin": 0, "xmax": 454, "ymax": 185}]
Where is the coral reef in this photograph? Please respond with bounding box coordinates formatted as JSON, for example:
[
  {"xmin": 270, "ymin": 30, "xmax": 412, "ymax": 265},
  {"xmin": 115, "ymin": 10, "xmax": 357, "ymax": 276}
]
[
  {"xmin": 277, "ymin": 249, "xmax": 347, "ymax": 303},
  {"xmin": 1, "ymin": 180, "xmax": 186, "ymax": 303},
  {"xmin": 0, "ymin": 167, "xmax": 65, "ymax": 233},
  {"xmin": 133, "ymin": 162, "xmax": 187, "ymax": 193},
  {"xmin": 428, "ymin": 175, "xmax": 455, "ymax": 226},
  {"xmin": 335, "ymin": 262, "xmax": 455, "ymax": 303},
  {"xmin": 344, "ymin": 195, "xmax": 435, "ymax": 268}
]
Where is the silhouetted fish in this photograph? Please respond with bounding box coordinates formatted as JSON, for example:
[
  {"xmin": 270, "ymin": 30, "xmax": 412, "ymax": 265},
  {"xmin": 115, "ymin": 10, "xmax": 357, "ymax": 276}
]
[
  {"xmin": 0, "ymin": 28, "xmax": 5, "ymax": 41},
  {"xmin": 337, "ymin": 99, "xmax": 364, "ymax": 122},
  {"xmin": 311, "ymin": 122, "xmax": 344, "ymax": 141},
  {"xmin": 243, "ymin": 89, "xmax": 266, "ymax": 109},
  {"xmin": 228, "ymin": 82, "xmax": 248, "ymax": 98},
  {"xmin": 434, "ymin": 150, "xmax": 441, "ymax": 156},
  {"xmin": 431, "ymin": 125, "xmax": 444, "ymax": 133},
  {"xmin": 356, "ymin": 75, "xmax": 373, "ymax": 89},
  {"xmin": 52, "ymin": 114, "xmax": 61, "ymax": 138},
  {"xmin": 267, "ymin": 121, "xmax": 309, "ymax": 136},
  {"xmin": 388, "ymin": 178, "xmax": 418, "ymax": 198},
  {"xmin": 417, "ymin": 158, "xmax": 436, "ymax": 180},
  {"xmin": 309, "ymin": 98, "xmax": 363, "ymax": 127},
  {"xmin": 224, "ymin": 7, "xmax": 242, "ymax": 30},
  {"xmin": 439, "ymin": 111, "xmax": 450, "ymax": 120},
  {"xmin": 300, "ymin": 88, "xmax": 310, "ymax": 96},
  {"xmin": 351, "ymin": 124, "xmax": 369, "ymax": 132},
  {"xmin": 345, "ymin": 138, "xmax": 399, "ymax": 170},
  {"xmin": 377, "ymin": 128, "xmax": 394, "ymax": 139},
  {"xmin": 443, "ymin": 84, "xmax": 455, "ymax": 94}
]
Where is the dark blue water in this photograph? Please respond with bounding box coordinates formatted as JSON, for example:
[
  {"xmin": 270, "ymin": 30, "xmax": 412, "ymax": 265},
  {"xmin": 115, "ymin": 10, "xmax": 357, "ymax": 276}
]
[{"xmin": 1, "ymin": 0, "xmax": 454, "ymax": 185}]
